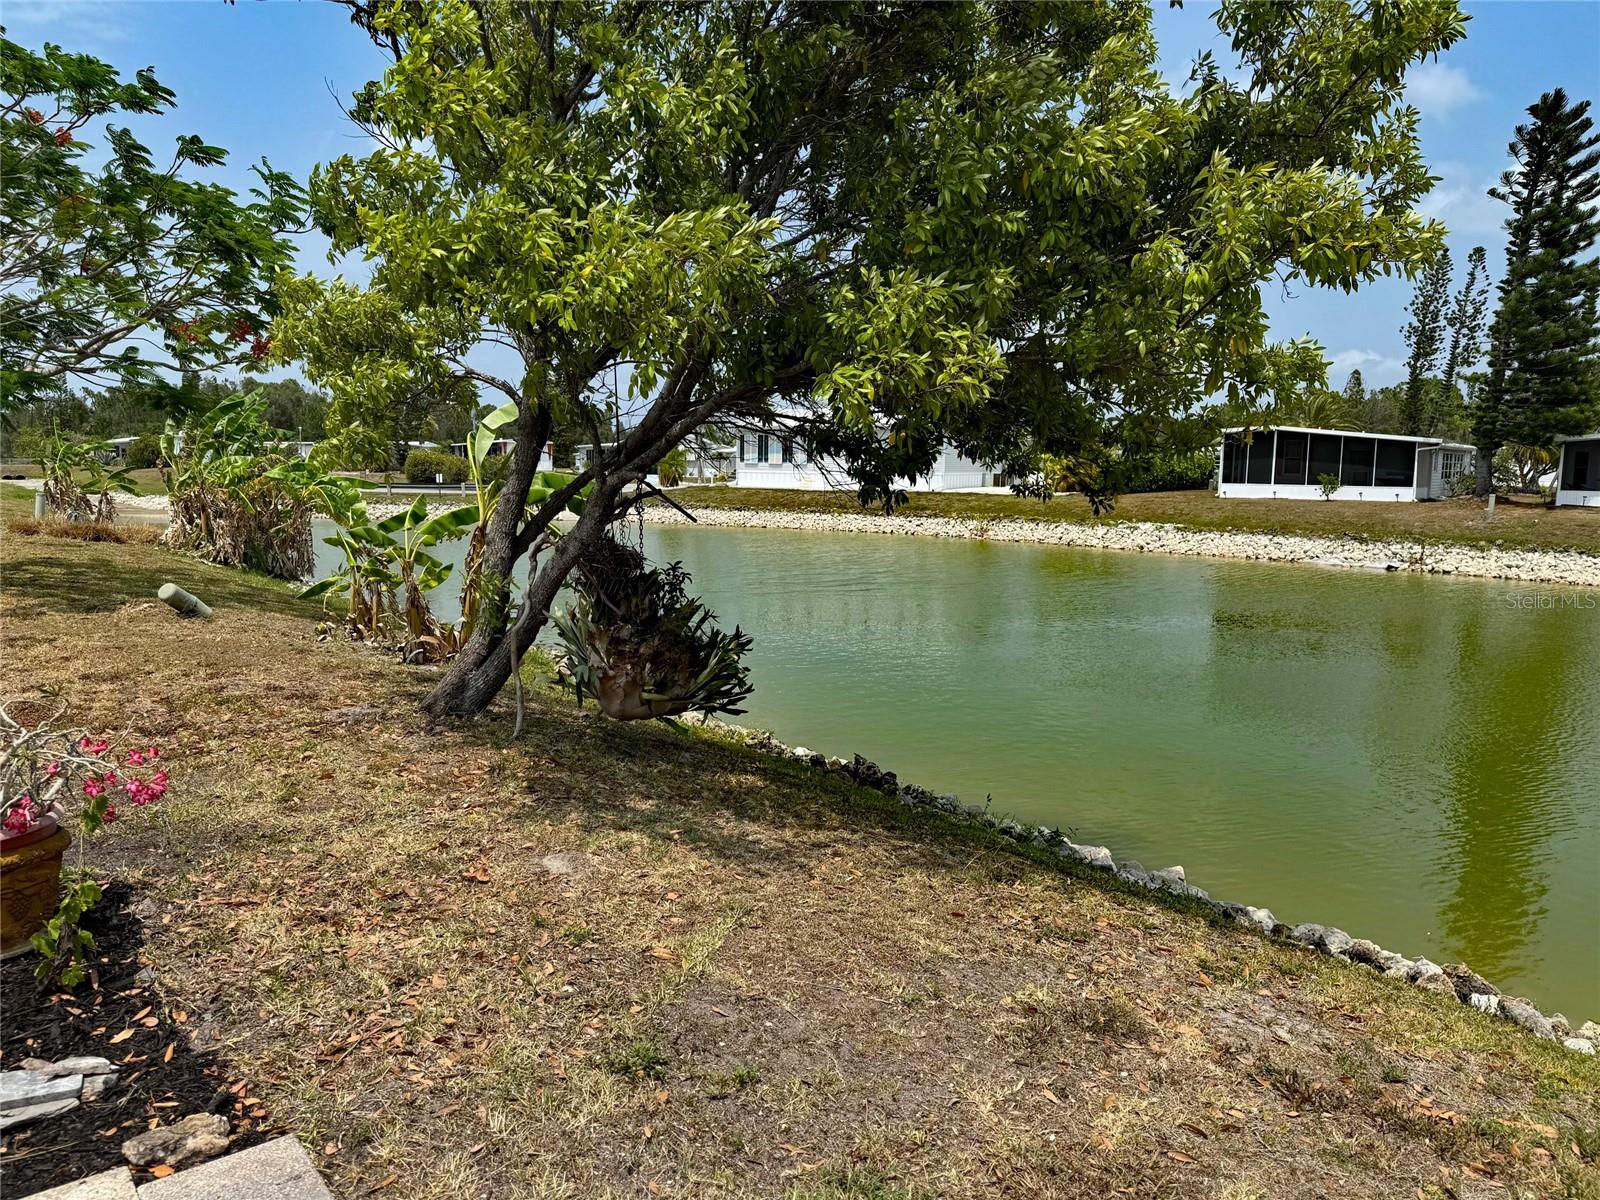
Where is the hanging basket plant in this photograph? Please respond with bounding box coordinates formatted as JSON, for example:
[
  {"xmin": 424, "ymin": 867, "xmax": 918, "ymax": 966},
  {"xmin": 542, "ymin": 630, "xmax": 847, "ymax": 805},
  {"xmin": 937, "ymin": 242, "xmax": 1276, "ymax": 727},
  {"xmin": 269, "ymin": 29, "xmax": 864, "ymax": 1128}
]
[{"xmin": 551, "ymin": 535, "xmax": 752, "ymax": 721}]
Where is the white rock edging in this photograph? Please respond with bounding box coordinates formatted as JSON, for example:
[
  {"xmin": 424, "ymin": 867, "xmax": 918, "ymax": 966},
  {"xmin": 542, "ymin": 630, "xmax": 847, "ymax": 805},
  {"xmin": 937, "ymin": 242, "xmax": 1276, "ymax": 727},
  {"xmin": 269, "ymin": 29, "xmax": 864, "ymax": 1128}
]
[
  {"xmin": 646, "ymin": 504, "xmax": 1600, "ymax": 588},
  {"xmin": 682, "ymin": 715, "xmax": 1598, "ymax": 1056}
]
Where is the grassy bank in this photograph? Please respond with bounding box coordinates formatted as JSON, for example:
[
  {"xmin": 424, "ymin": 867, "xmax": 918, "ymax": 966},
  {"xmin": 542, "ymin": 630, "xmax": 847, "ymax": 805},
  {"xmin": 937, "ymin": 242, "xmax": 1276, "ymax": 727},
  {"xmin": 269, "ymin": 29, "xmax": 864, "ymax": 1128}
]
[
  {"xmin": 666, "ymin": 486, "xmax": 1600, "ymax": 556},
  {"xmin": 2, "ymin": 531, "xmax": 1598, "ymax": 1199}
]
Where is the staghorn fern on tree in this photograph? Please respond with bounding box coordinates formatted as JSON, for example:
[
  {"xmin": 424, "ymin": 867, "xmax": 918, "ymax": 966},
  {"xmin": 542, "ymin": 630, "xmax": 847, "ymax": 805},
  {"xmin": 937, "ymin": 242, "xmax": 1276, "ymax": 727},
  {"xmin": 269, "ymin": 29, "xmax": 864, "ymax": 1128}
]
[{"xmin": 551, "ymin": 536, "xmax": 752, "ymax": 722}]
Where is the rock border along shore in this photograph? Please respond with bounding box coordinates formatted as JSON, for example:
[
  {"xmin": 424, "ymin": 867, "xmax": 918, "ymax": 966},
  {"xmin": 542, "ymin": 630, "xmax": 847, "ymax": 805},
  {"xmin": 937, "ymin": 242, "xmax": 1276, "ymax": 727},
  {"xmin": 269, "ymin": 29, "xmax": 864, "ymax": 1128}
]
[
  {"xmin": 644, "ymin": 502, "xmax": 1600, "ymax": 588},
  {"xmin": 681, "ymin": 714, "xmax": 1599, "ymax": 1058}
]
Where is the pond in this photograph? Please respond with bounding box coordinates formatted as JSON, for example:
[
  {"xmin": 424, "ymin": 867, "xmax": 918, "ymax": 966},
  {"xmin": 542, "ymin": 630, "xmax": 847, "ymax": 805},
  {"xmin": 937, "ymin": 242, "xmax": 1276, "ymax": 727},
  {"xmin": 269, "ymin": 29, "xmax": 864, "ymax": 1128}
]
[{"xmin": 152, "ymin": 513, "xmax": 1600, "ymax": 1016}]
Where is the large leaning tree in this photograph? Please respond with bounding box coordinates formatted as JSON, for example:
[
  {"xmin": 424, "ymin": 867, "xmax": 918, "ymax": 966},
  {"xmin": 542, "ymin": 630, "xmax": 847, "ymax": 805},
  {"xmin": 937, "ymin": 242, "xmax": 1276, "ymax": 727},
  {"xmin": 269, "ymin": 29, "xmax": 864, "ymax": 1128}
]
[
  {"xmin": 275, "ymin": 0, "xmax": 1463, "ymax": 719},
  {"xmin": 0, "ymin": 35, "xmax": 304, "ymax": 419}
]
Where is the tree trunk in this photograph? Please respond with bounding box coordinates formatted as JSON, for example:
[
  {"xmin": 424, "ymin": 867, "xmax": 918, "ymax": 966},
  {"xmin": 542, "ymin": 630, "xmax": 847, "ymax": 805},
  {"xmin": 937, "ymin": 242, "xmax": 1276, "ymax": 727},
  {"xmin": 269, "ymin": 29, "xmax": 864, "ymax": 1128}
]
[
  {"xmin": 1474, "ymin": 447, "xmax": 1495, "ymax": 497},
  {"xmin": 421, "ymin": 402, "xmax": 552, "ymax": 717},
  {"xmin": 421, "ymin": 471, "xmax": 624, "ymax": 719}
]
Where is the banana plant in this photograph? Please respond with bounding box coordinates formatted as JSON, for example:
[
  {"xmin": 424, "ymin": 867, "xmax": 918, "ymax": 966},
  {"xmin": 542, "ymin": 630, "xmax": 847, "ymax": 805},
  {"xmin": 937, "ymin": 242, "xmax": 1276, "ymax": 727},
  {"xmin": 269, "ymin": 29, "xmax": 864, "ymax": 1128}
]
[{"xmin": 303, "ymin": 496, "xmax": 479, "ymax": 659}]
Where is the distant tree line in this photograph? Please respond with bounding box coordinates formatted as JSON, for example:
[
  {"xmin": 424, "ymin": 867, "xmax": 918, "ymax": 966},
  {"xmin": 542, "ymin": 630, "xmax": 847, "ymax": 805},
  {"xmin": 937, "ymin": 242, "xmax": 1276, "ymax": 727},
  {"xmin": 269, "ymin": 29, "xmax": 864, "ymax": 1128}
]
[{"xmin": 1300, "ymin": 88, "xmax": 1599, "ymax": 497}]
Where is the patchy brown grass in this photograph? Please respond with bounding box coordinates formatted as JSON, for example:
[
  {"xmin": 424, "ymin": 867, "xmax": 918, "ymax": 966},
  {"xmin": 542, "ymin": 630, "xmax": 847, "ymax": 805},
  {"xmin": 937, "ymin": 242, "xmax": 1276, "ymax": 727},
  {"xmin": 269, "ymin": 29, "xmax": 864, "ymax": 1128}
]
[
  {"xmin": 666, "ymin": 485, "xmax": 1600, "ymax": 556},
  {"xmin": 3, "ymin": 533, "xmax": 1598, "ymax": 1200},
  {"xmin": 6, "ymin": 516, "xmax": 164, "ymax": 544}
]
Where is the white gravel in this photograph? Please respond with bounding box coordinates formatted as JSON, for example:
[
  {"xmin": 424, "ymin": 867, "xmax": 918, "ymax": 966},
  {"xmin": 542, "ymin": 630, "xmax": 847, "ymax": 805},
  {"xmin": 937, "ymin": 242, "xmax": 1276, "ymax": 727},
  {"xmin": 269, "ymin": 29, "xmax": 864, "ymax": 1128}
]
[
  {"xmin": 101, "ymin": 491, "xmax": 1600, "ymax": 587},
  {"xmin": 643, "ymin": 504, "xmax": 1600, "ymax": 588}
]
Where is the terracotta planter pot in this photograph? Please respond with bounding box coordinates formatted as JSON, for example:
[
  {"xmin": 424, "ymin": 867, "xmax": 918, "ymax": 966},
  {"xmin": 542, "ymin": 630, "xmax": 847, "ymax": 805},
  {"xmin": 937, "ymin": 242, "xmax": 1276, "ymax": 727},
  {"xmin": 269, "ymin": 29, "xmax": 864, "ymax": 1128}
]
[{"xmin": 1, "ymin": 809, "xmax": 71, "ymax": 960}]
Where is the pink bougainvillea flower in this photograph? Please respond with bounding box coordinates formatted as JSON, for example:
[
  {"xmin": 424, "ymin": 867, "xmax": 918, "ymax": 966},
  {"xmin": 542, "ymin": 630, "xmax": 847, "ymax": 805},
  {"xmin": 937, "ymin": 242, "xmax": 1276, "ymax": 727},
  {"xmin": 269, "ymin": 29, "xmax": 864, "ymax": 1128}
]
[
  {"xmin": 127, "ymin": 750, "xmax": 146, "ymax": 766},
  {"xmin": 83, "ymin": 777, "xmax": 105, "ymax": 798}
]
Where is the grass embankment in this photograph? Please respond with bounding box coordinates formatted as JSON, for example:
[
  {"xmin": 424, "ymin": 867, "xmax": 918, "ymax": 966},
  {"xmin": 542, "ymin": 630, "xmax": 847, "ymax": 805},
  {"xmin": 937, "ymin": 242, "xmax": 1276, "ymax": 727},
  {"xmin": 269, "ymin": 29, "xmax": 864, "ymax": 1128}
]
[
  {"xmin": 0, "ymin": 464, "xmax": 167, "ymax": 494},
  {"xmin": 2, "ymin": 532, "xmax": 1598, "ymax": 1199},
  {"xmin": 667, "ymin": 486, "xmax": 1600, "ymax": 556}
]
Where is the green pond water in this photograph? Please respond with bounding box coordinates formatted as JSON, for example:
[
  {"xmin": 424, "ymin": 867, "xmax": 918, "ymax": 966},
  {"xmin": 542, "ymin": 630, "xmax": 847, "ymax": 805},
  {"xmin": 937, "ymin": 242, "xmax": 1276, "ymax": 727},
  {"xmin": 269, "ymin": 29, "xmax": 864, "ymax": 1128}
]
[{"xmin": 157, "ymin": 513, "xmax": 1600, "ymax": 1016}]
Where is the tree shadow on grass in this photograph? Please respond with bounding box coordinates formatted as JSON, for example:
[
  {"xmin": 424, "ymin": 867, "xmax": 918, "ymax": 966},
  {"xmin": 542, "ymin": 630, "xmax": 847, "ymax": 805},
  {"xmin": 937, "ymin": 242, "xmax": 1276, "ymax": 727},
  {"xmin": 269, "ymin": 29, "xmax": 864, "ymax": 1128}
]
[{"xmin": 0, "ymin": 540, "xmax": 316, "ymax": 621}]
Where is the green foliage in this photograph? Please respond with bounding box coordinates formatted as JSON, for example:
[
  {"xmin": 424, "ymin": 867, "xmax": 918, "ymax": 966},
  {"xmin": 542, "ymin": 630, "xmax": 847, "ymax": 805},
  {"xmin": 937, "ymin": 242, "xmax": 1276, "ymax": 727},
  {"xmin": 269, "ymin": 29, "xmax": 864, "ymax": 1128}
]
[
  {"xmin": 599, "ymin": 1036, "xmax": 667, "ymax": 1080},
  {"xmin": 1317, "ymin": 472, "xmax": 1341, "ymax": 500},
  {"xmin": 1443, "ymin": 247, "xmax": 1492, "ymax": 397},
  {"xmin": 0, "ymin": 35, "xmax": 303, "ymax": 418},
  {"xmin": 1477, "ymin": 89, "xmax": 1600, "ymax": 470},
  {"xmin": 162, "ymin": 390, "xmax": 362, "ymax": 578},
  {"xmin": 40, "ymin": 422, "xmax": 135, "ymax": 521},
  {"xmin": 656, "ymin": 448, "xmax": 690, "ymax": 488},
  {"xmin": 30, "ymin": 872, "xmax": 100, "ymax": 988},
  {"xmin": 304, "ymin": 495, "xmax": 478, "ymax": 659},
  {"xmin": 1401, "ymin": 248, "xmax": 1453, "ymax": 434},
  {"xmin": 403, "ymin": 448, "xmax": 468, "ymax": 485},
  {"xmin": 280, "ymin": 0, "xmax": 1466, "ymax": 717},
  {"xmin": 552, "ymin": 536, "xmax": 753, "ymax": 722},
  {"xmin": 124, "ymin": 434, "xmax": 161, "ymax": 469}
]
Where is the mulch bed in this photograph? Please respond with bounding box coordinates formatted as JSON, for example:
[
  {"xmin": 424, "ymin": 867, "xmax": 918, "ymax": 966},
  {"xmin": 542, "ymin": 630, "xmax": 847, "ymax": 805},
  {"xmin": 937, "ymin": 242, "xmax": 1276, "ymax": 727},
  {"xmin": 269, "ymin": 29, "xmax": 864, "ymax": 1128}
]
[{"xmin": 0, "ymin": 884, "xmax": 276, "ymax": 1195}]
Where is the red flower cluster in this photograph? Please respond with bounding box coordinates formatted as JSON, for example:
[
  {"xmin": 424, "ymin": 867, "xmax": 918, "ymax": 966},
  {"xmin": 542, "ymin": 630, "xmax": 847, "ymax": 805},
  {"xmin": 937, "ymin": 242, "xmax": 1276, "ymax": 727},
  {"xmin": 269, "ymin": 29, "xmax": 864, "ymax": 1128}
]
[
  {"xmin": 54, "ymin": 127, "xmax": 71, "ymax": 147},
  {"xmin": 25, "ymin": 108, "xmax": 44, "ymax": 124},
  {"xmin": 171, "ymin": 321, "xmax": 200, "ymax": 344},
  {"xmin": 3, "ymin": 795, "xmax": 35, "ymax": 834},
  {"xmin": 78, "ymin": 747, "xmax": 167, "ymax": 822},
  {"xmin": 231, "ymin": 317, "xmax": 254, "ymax": 342},
  {"xmin": 249, "ymin": 335, "xmax": 271, "ymax": 361}
]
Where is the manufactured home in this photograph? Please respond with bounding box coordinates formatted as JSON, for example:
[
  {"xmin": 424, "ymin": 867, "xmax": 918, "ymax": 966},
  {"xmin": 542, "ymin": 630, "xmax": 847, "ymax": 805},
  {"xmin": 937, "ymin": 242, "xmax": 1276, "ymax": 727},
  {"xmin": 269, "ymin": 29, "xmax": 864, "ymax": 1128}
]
[
  {"xmin": 733, "ymin": 429, "xmax": 999, "ymax": 492},
  {"xmin": 1217, "ymin": 426, "xmax": 1475, "ymax": 502},
  {"xmin": 1554, "ymin": 433, "xmax": 1600, "ymax": 507}
]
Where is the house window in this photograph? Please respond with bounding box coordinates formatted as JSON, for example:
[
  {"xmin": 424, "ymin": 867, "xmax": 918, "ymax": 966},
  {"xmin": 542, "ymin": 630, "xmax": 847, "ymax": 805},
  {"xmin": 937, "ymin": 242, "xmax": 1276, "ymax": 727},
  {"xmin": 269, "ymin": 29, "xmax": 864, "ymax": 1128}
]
[
  {"xmin": 1274, "ymin": 431, "xmax": 1309, "ymax": 485},
  {"xmin": 781, "ymin": 438, "xmax": 793, "ymax": 464},
  {"xmin": 1441, "ymin": 450, "xmax": 1468, "ymax": 480},
  {"xmin": 1340, "ymin": 437, "xmax": 1375, "ymax": 486},
  {"xmin": 757, "ymin": 434, "xmax": 770, "ymax": 464},
  {"xmin": 1375, "ymin": 440, "xmax": 1416, "ymax": 488}
]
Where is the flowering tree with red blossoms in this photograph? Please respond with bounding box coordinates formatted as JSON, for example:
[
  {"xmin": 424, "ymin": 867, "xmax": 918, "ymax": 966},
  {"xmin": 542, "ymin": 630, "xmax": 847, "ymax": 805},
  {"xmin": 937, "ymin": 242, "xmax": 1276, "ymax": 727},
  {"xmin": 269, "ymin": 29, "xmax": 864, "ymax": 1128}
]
[{"xmin": 1, "ymin": 702, "xmax": 170, "ymax": 983}]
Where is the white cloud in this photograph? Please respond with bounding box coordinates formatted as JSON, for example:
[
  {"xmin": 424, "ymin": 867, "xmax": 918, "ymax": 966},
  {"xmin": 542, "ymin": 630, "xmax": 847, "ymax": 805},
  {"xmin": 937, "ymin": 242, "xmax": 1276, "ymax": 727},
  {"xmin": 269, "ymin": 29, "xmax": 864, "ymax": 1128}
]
[
  {"xmin": 1329, "ymin": 349, "xmax": 1404, "ymax": 380},
  {"xmin": 1, "ymin": 1, "xmax": 133, "ymax": 48},
  {"xmin": 1406, "ymin": 62, "xmax": 1483, "ymax": 119},
  {"xmin": 1419, "ymin": 159, "xmax": 1510, "ymax": 238}
]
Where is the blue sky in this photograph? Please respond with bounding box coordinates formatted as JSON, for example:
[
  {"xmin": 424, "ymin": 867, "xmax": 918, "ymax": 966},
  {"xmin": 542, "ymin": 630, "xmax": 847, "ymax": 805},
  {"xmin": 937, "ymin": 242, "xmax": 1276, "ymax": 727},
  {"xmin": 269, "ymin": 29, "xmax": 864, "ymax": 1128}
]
[{"xmin": 6, "ymin": 0, "xmax": 1599, "ymax": 395}]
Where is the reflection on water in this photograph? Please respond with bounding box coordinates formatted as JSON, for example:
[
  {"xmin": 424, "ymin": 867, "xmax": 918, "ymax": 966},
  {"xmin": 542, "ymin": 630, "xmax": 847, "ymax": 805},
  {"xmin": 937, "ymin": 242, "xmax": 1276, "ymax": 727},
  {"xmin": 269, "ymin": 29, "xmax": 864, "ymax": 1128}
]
[{"xmin": 135, "ymin": 512, "xmax": 1600, "ymax": 1014}]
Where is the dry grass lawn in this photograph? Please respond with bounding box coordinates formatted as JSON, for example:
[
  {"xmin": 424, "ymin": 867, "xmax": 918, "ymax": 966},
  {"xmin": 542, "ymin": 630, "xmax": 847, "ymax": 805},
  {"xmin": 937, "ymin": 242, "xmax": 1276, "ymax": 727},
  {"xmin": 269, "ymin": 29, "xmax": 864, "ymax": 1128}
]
[
  {"xmin": 2, "ymin": 531, "xmax": 1598, "ymax": 1199},
  {"xmin": 668, "ymin": 486, "xmax": 1600, "ymax": 556}
]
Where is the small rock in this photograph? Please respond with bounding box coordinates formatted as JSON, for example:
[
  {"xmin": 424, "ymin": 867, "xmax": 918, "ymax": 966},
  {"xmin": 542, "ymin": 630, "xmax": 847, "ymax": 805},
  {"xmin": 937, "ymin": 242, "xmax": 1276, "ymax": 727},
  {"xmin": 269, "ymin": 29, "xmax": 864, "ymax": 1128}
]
[
  {"xmin": 1444, "ymin": 964, "xmax": 1499, "ymax": 1003},
  {"xmin": 1413, "ymin": 969, "xmax": 1456, "ymax": 996},
  {"xmin": 46, "ymin": 1055, "xmax": 116, "ymax": 1078},
  {"xmin": 1580, "ymin": 1021, "xmax": 1600, "ymax": 1042},
  {"xmin": 1344, "ymin": 939, "xmax": 1387, "ymax": 967},
  {"xmin": 325, "ymin": 705, "xmax": 381, "ymax": 727},
  {"xmin": 1, "ymin": 1069, "xmax": 83, "ymax": 1113},
  {"xmin": 1500, "ymin": 997, "xmax": 1557, "ymax": 1040},
  {"xmin": 538, "ymin": 851, "xmax": 593, "ymax": 879},
  {"xmin": 1563, "ymin": 1037, "xmax": 1596, "ymax": 1056},
  {"xmin": 135, "ymin": 966, "xmax": 160, "ymax": 987},
  {"xmin": 82, "ymin": 1072, "xmax": 119, "ymax": 1101},
  {"xmin": 1469, "ymin": 993, "xmax": 1501, "ymax": 1014},
  {"xmin": 1548, "ymin": 1013, "xmax": 1571, "ymax": 1037},
  {"xmin": 122, "ymin": 1113, "xmax": 231, "ymax": 1169},
  {"xmin": 1116, "ymin": 860, "xmax": 1153, "ymax": 887},
  {"xmin": 1236, "ymin": 905, "xmax": 1277, "ymax": 935},
  {"xmin": 0, "ymin": 1095, "xmax": 80, "ymax": 1131},
  {"xmin": 1059, "ymin": 841, "xmax": 1114, "ymax": 869},
  {"xmin": 1382, "ymin": 957, "xmax": 1417, "ymax": 979},
  {"xmin": 1289, "ymin": 923, "xmax": 1352, "ymax": 956}
]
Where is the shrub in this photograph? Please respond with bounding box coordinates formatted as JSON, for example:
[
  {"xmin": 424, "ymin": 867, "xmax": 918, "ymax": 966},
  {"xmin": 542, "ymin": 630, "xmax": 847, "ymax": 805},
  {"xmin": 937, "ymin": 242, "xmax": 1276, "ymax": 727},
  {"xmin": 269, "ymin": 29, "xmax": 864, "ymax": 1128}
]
[
  {"xmin": 404, "ymin": 448, "xmax": 468, "ymax": 484},
  {"xmin": 1317, "ymin": 472, "xmax": 1341, "ymax": 500},
  {"xmin": 1447, "ymin": 471, "xmax": 1477, "ymax": 498},
  {"xmin": 1122, "ymin": 448, "xmax": 1216, "ymax": 493},
  {"xmin": 124, "ymin": 435, "xmax": 162, "ymax": 469}
]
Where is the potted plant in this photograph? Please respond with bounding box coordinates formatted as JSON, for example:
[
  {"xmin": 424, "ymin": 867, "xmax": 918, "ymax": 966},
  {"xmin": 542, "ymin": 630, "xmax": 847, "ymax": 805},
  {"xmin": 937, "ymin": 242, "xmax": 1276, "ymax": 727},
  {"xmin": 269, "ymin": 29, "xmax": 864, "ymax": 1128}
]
[
  {"xmin": 1, "ymin": 702, "xmax": 169, "ymax": 979},
  {"xmin": 552, "ymin": 536, "xmax": 753, "ymax": 721}
]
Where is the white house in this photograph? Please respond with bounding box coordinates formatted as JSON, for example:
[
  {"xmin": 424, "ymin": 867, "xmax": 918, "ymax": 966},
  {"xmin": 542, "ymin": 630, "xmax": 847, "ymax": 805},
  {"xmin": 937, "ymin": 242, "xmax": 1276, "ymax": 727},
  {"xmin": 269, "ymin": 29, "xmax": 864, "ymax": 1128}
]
[
  {"xmin": 1217, "ymin": 426, "xmax": 1475, "ymax": 502},
  {"xmin": 447, "ymin": 438, "xmax": 554, "ymax": 471},
  {"xmin": 1554, "ymin": 432, "xmax": 1600, "ymax": 507},
  {"xmin": 733, "ymin": 429, "xmax": 999, "ymax": 491}
]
